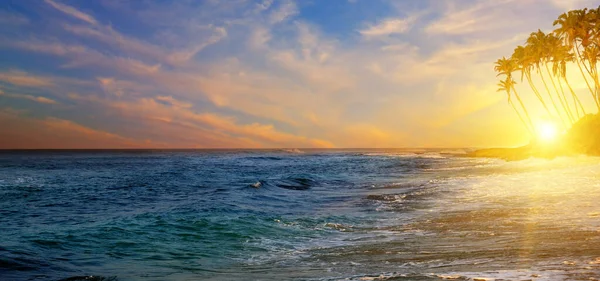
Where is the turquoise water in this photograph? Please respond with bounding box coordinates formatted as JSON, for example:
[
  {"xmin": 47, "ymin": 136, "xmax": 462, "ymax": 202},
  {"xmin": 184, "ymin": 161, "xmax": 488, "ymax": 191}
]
[{"xmin": 1, "ymin": 149, "xmax": 600, "ymax": 280}]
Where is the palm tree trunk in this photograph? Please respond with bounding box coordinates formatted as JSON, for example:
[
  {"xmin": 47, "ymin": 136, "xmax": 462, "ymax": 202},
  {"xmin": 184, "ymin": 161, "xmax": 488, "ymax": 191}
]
[
  {"xmin": 559, "ymin": 76, "xmax": 579, "ymax": 120},
  {"xmin": 508, "ymin": 98, "xmax": 533, "ymax": 137},
  {"xmin": 592, "ymin": 63, "xmax": 600, "ymax": 106},
  {"xmin": 564, "ymin": 76, "xmax": 586, "ymax": 118},
  {"xmin": 581, "ymin": 57, "xmax": 600, "ymax": 101},
  {"xmin": 575, "ymin": 45, "xmax": 600, "ymax": 110},
  {"xmin": 539, "ymin": 66, "xmax": 568, "ymax": 129},
  {"xmin": 545, "ymin": 63, "xmax": 574, "ymax": 124},
  {"xmin": 511, "ymin": 85, "xmax": 535, "ymax": 136},
  {"xmin": 525, "ymin": 71, "xmax": 553, "ymax": 118}
]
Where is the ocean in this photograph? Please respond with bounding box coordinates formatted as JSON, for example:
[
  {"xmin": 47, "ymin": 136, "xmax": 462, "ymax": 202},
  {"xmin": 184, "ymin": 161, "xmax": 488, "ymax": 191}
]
[{"xmin": 1, "ymin": 149, "xmax": 600, "ymax": 281}]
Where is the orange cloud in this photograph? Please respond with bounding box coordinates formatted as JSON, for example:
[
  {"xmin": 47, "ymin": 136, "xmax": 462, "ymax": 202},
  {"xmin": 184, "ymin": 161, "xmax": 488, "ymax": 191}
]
[
  {"xmin": 0, "ymin": 91, "xmax": 57, "ymax": 104},
  {"xmin": 0, "ymin": 108, "xmax": 157, "ymax": 148},
  {"xmin": 335, "ymin": 124, "xmax": 405, "ymax": 148},
  {"xmin": 107, "ymin": 96, "xmax": 335, "ymax": 148},
  {"xmin": 0, "ymin": 70, "xmax": 53, "ymax": 87}
]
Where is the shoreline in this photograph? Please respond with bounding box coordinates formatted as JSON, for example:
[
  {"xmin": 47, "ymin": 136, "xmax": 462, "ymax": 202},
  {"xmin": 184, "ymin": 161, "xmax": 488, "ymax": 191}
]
[
  {"xmin": 466, "ymin": 144, "xmax": 572, "ymax": 161},
  {"xmin": 468, "ymin": 113, "xmax": 600, "ymax": 161}
]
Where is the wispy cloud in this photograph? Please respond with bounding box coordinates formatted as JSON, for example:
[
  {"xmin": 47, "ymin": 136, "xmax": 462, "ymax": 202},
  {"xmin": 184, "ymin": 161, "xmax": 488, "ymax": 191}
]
[
  {"xmin": 0, "ymin": 11, "xmax": 29, "ymax": 25},
  {"xmin": 107, "ymin": 96, "xmax": 334, "ymax": 148},
  {"xmin": 0, "ymin": 91, "xmax": 57, "ymax": 104},
  {"xmin": 0, "ymin": 109, "xmax": 154, "ymax": 149},
  {"xmin": 44, "ymin": 0, "xmax": 98, "ymax": 25},
  {"xmin": 269, "ymin": 0, "xmax": 298, "ymax": 24},
  {"xmin": 0, "ymin": 71, "xmax": 53, "ymax": 87},
  {"xmin": 359, "ymin": 17, "xmax": 415, "ymax": 37},
  {"xmin": 165, "ymin": 26, "xmax": 228, "ymax": 65}
]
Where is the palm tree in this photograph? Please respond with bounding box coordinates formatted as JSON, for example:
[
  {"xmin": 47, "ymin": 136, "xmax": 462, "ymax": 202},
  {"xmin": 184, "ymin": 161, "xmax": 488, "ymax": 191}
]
[
  {"xmin": 526, "ymin": 31, "xmax": 568, "ymax": 128},
  {"xmin": 582, "ymin": 44, "xmax": 600, "ymax": 104},
  {"xmin": 495, "ymin": 57, "xmax": 535, "ymax": 132},
  {"xmin": 545, "ymin": 32, "xmax": 576, "ymax": 123},
  {"xmin": 494, "ymin": 6, "xmax": 600, "ymax": 137},
  {"xmin": 511, "ymin": 45, "xmax": 554, "ymax": 120},
  {"xmin": 552, "ymin": 45, "xmax": 586, "ymax": 119},
  {"xmin": 588, "ymin": 7, "xmax": 600, "ymax": 105},
  {"xmin": 497, "ymin": 78, "xmax": 534, "ymax": 136},
  {"xmin": 554, "ymin": 8, "xmax": 600, "ymax": 110}
]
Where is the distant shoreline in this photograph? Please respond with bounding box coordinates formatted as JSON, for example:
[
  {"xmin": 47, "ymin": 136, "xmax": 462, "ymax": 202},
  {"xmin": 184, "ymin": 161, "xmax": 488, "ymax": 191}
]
[
  {"xmin": 466, "ymin": 144, "xmax": 570, "ymax": 161},
  {"xmin": 469, "ymin": 113, "xmax": 600, "ymax": 161}
]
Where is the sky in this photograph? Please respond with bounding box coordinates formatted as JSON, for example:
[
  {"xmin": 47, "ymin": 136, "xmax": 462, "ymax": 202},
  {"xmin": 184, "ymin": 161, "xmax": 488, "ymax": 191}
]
[{"xmin": 0, "ymin": 0, "xmax": 598, "ymax": 149}]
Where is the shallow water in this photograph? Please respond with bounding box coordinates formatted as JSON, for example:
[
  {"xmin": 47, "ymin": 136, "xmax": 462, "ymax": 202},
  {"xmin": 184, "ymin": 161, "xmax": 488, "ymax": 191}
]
[{"xmin": 1, "ymin": 149, "xmax": 599, "ymax": 280}]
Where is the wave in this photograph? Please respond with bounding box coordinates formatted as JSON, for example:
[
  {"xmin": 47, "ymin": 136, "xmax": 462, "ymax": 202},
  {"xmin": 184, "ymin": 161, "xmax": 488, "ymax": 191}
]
[
  {"xmin": 366, "ymin": 194, "xmax": 406, "ymax": 203},
  {"xmin": 248, "ymin": 177, "xmax": 317, "ymax": 191},
  {"xmin": 241, "ymin": 156, "xmax": 284, "ymax": 161},
  {"xmin": 439, "ymin": 148, "xmax": 469, "ymax": 155},
  {"xmin": 273, "ymin": 177, "xmax": 315, "ymax": 190},
  {"xmin": 57, "ymin": 276, "xmax": 117, "ymax": 281},
  {"xmin": 281, "ymin": 148, "xmax": 304, "ymax": 154}
]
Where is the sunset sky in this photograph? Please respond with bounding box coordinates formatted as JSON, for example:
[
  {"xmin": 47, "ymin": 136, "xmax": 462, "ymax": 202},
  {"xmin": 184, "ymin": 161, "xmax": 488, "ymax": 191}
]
[{"xmin": 0, "ymin": 0, "xmax": 598, "ymax": 148}]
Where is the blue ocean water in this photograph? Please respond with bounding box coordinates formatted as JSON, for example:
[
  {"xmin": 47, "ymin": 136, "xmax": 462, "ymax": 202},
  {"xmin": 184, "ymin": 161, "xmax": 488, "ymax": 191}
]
[{"xmin": 1, "ymin": 149, "xmax": 600, "ymax": 281}]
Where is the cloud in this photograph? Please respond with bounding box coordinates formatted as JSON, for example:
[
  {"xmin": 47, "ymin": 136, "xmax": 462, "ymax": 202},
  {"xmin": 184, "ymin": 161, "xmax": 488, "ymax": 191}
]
[
  {"xmin": 165, "ymin": 26, "xmax": 228, "ymax": 65},
  {"xmin": 0, "ymin": 71, "xmax": 53, "ymax": 87},
  {"xmin": 550, "ymin": 0, "xmax": 598, "ymax": 11},
  {"xmin": 107, "ymin": 96, "xmax": 335, "ymax": 148},
  {"xmin": 0, "ymin": 11, "xmax": 30, "ymax": 25},
  {"xmin": 359, "ymin": 17, "xmax": 414, "ymax": 37},
  {"xmin": 63, "ymin": 23, "xmax": 227, "ymax": 67},
  {"xmin": 4, "ymin": 40, "xmax": 163, "ymax": 76},
  {"xmin": 0, "ymin": 108, "xmax": 155, "ymax": 149},
  {"xmin": 155, "ymin": 95, "xmax": 193, "ymax": 109},
  {"xmin": 44, "ymin": 0, "xmax": 98, "ymax": 25},
  {"xmin": 0, "ymin": 91, "xmax": 57, "ymax": 104},
  {"xmin": 62, "ymin": 24, "xmax": 165, "ymax": 60},
  {"xmin": 269, "ymin": 0, "xmax": 298, "ymax": 24},
  {"xmin": 423, "ymin": 0, "xmax": 545, "ymax": 37},
  {"xmin": 4, "ymin": 40, "xmax": 104, "ymax": 65},
  {"xmin": 255, "ymin": 0, "xmax": 274, "ymax": 12},
  {"xmin": 49, "ymin": 1, "xmax": 227, "ymax": 68}
]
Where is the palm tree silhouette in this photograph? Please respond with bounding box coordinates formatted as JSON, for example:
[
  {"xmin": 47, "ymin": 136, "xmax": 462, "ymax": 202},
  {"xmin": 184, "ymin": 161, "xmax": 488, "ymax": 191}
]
[
  {"xmin": 511, "ymin": 46, "xmax": 553, "ymax": 119},
  {"xmin": 545, "ymin": 32, "xmax": 575, "ymax": 124},
  {"xmin": 551, "ymin": 44, "xmax": 586, "ymax": 119},
  {"xmin": 554, "ymin": 8, "xmax": 600, "ymax": 110},
  {"xmin": 527, "ymin": 30, "xmax": 569, "ymax": 128},
  {"xmin": 495, "ymin": 57, "xmax": 535, "ymax": 133},
  {"xmin": 496, "ymin": 6, "xmax": 600, "ymax": 137},
  {"xmin": 497, "ymin": 78, "xmax": 534, "ymax": 136}
]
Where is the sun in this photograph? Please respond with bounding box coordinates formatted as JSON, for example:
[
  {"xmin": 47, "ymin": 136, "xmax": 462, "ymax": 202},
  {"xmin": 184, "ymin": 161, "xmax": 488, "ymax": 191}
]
[{"xmin": 537, "ymin": 121, "xmax": 559, "ymax": 142}]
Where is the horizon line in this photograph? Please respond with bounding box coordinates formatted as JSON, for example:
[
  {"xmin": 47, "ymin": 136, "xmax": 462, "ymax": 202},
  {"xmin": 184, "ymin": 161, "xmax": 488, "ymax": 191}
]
[{"xmin": 0, "ymin": 147, "xmax": 485, "ymax": 151}]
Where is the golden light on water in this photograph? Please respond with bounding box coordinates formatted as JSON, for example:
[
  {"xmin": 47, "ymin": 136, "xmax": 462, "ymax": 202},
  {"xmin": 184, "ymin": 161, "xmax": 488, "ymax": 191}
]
[{"xmin": 536, "ymin": 121, "xmax": 559, "ymax": 142}]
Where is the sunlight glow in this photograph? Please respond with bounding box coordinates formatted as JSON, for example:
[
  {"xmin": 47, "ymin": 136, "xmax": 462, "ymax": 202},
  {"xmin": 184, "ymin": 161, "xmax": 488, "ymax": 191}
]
[{"xmin": 537, "ymin": 121, "xmax": 558, "ymax": 142}]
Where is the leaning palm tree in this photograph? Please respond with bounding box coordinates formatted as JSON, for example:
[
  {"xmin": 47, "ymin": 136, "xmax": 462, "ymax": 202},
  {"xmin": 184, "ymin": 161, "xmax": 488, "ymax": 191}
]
[
  {"xmin": 526, "ymin": 30, "xmax": 569, "ymax": 128},
  {"xmin": 495, "ymin": 6, "xmax": 600, "ymax": 137},
  {"xmin": 582, "ymin": 44, "xmax": 600, "ymax": 103},
  {"xmin": 582, "ymin": 8, "xmax": 600, "ymax": 94},
  {"xmin": 554, "ymin": 8, "xmax": 600, "ymax": 110},
  {"xmin": 552, "ymin": 45, "xmax": 586, "ymax": 119},
  {"xmin": 495, "ymin": 57, "xmax": 535, "ymax": 131},
  {"xmin": 497, "ymin": 78, "xmax": 534, "ymax": 136},
  {"xmin": 545, "ymin": 33, "xmax": 576, "ymax": 123},
  {"xmin": 511, "ymin": 45, "xmax": 554, "ymax": 120}
]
